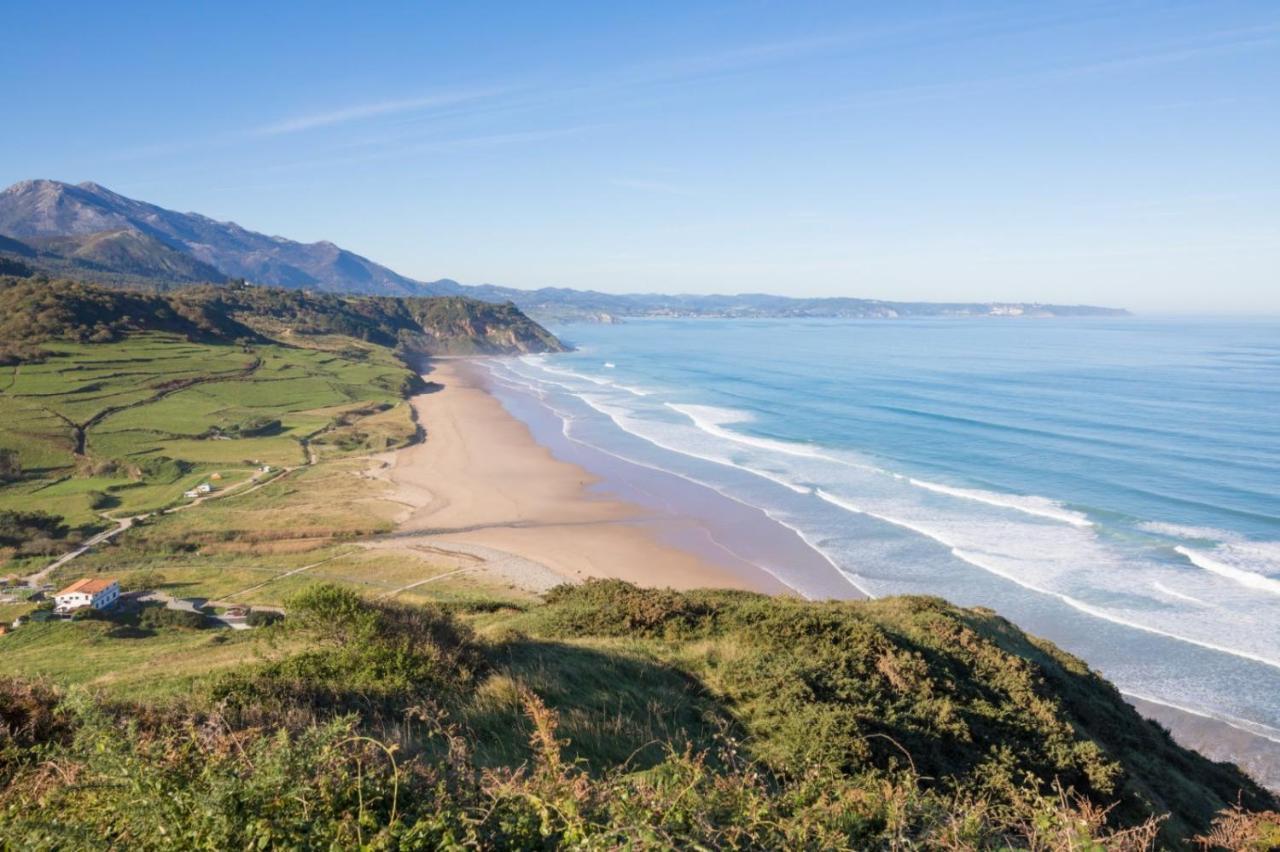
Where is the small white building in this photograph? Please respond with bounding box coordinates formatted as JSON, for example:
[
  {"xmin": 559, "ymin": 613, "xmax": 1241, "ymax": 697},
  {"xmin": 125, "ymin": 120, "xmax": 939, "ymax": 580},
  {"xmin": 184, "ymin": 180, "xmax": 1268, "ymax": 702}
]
[
  {"xmin": 197, "ymin": 483, "xmax": 213, "ymax": 494},
  {"xmin": 184, "ymin": 489, "xmax": 199, "ymax": 499},
  {"xmin": 54, "ymin": 578, "xmax": 120, "ymax": 613}
]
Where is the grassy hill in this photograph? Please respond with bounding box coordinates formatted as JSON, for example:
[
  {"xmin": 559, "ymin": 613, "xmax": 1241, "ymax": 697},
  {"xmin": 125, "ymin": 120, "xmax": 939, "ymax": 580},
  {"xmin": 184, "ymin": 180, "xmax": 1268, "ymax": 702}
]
[
  {"xmin": 1, "ymin": 581, "xmax": 1276, "ymax": 848},
  {"xmin": 0, "ymin": 276, "xmax": 566, "ymax": 358}
]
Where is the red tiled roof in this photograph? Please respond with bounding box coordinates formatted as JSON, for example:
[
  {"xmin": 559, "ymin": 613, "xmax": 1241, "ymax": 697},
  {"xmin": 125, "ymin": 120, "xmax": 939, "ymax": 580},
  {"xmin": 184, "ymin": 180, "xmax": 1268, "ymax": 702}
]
[{"xmin": 55, "ymin": 578, "xmax": 117, "ymax": 597}]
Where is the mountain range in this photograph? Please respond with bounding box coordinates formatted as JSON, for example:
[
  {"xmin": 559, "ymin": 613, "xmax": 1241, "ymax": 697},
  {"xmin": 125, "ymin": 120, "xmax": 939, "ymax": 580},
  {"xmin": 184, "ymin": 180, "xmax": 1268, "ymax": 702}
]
[{"xmin": 0, "ymin": 179, "xmax": 1130, "ymax": 321}]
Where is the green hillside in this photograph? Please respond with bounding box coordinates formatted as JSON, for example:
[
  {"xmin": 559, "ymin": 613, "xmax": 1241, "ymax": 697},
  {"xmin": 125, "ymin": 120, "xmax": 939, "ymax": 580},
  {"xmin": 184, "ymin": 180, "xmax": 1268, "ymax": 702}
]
[
  {"xmin": 0, "ymin": 276, "xmax": 566, "ymax": 357},
  {"xmin": 1, "ymin": 581, "xmax": 1276, "ymax": 848},
  {"xmin": 0, "ymin": 276, "xmax": 562, "ymax": 549}
]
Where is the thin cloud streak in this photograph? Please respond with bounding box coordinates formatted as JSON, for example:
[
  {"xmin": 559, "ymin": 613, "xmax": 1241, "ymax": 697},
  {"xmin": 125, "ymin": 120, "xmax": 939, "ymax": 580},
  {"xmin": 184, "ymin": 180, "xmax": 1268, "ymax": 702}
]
[
  {"xmin": 799, "ymin": 24, "xmax": 1280, "ymax": 116},
  {"xmin": 244, "ymin": 124, "xmax": 603, "ymax": 176},
  {"xmin": 249, "ymin": 88, "xmax": 507, "ymax": 137}
]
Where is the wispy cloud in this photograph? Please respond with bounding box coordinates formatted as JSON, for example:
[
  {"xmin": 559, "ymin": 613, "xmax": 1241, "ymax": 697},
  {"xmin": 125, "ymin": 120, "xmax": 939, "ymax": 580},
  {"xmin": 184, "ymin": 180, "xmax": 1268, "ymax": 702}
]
[
  {"xmin": 242, "ymin": 124, "xmax": 602, "ymax": 176},
  {"xmin": 800, "ymin": 23, "xmax": 1280, "ymax": 116},
  {"xmin": 249, "ymin": 88, "xmax": 506, "ymax": 137}
]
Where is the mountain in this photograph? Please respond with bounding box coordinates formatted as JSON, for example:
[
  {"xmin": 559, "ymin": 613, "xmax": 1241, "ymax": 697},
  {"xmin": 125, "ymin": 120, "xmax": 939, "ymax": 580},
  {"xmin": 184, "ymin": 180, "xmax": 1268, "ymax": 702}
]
[
  {"xmin": 0, "ymin": 230, "xmax": 226, "ymax": 287},
  {"xmin": 0, "ymin": 180, "xmax": 426, "ymax": 295},
  {"xmin": 0, "ymin": 180, "xmax": 1130, "ymax": 320}
]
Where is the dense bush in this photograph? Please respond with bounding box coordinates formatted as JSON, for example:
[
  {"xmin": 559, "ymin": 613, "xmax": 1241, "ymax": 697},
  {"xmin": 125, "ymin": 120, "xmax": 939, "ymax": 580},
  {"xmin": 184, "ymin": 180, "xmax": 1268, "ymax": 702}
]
[
  {"xmin": 0, "ymin": 509, "xmax": 70, "ymax": 549},
  {"xmin": 244, "ymin": 609, "xmax": 283, "ymax": 627},
  {"xmin": 138, "ymin": 605, "xmax": 209, "ymax": 630},
  {"xmin": 529, "ymin": 581, "xmax": 1277, "ymax": 841},
  {"xmin": 209, "ymin": 584, "xmax": 482, "ymax": 721},
  {"xmin": 0, "ymin": 677, "xmax": 1179, "ymax": 850}
]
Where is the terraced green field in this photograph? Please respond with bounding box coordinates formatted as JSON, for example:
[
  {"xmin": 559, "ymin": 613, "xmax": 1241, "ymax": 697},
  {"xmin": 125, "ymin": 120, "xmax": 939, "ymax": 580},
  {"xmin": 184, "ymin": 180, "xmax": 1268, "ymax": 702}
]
[{"xmin": 0, "ymin": 333, "xmax": 417, "ymax": 527}]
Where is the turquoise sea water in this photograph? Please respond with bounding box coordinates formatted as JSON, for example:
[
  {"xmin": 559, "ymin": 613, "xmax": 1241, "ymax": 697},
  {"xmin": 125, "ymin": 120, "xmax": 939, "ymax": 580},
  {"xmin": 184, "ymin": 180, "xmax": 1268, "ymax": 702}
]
[{"xmin": 483, "ymin": 317, "xmax": 1280, "ymax": 744}]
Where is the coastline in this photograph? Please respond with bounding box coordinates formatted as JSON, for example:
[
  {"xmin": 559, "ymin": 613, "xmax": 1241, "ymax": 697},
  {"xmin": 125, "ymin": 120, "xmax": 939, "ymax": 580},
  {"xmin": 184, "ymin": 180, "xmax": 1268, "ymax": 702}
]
[
  {"xmin": 381, "ymin": 357, "xmax": 1280, "ymax": 792},
  {"xmin": 381, "ymin": 360, "xmax": 789, "ymax": 594}
]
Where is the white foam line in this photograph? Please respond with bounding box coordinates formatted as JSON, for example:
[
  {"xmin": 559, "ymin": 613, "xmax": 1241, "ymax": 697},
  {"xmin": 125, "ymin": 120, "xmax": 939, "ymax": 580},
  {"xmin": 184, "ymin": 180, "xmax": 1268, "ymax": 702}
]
[
  {"xmin": 478, "ymin": 362, "xmax": 870, "ymax": 599},
  {"xmin": 505, "ymin": 360, "xmax": 653, "ymax": 398},
  {"xmin": 521, "ymin": 358, "xmax": 613, "ymax": 386},
  {"xmin": 1177, "ymin": 545, "xmax": 1280, "ymax": 596},
  {"xmin": 667, "ymin": 403, "xmax": 837, "ymax": 462},
  {"xmin": 1122, "ymin": 690, "xmax": 1280, "ymax": 746},
  {"xmin": 906, "ymin": 477, "xmax": 1093, "ymax": 527},
  {"xmin": 581, "ymin": 396, "xmax": 812, "ymax": 495},
  {"xmin": 1140, "ymin": 521, "xmax": 1234, "ymax": 541},
  {"xmin": 814, "ymin": 488, "xmax": 1280, "ymax": 672},
  {"xmin": 1151, "ymin": 580, "xmax": 1213, "ymax": 608},
  {"xmin": 664, "ymin": 401, "xmax": 1097, "ymax": 530},
  {"xmin": 488, "ymin": 365, "xmax": 870, "ymax": 596}
]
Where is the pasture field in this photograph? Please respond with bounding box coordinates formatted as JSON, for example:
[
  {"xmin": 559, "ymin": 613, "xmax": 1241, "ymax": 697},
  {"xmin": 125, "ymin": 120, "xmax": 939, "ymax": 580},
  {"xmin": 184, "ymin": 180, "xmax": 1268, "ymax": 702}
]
[
  {"xmin": 0, "ymin": 618, "xmax": 296, "ymax": 700},
  {"xmin": 0, "ymin": 333, "xmax": 417, "ymax": 528}
]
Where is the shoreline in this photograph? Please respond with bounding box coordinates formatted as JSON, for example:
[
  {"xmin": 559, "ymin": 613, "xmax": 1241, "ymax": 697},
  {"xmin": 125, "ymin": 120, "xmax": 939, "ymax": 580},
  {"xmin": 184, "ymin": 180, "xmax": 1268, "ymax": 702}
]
[
  {"xmin": 382, "ymin": 357, "xmax": 1280, "ymax": 792},
  {"xmin": 382, "ymin": 360, "xmax": 789, "ymax": 594}
]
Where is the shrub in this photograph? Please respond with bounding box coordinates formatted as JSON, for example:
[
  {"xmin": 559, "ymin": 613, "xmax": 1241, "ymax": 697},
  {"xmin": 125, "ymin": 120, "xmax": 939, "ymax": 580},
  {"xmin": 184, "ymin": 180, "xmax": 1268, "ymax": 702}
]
[
  {"xmin": 138, "ymin": 606, "xmax": 208, "ymax": 630},
  {"xmin": 0, "ymin": 510, "xmax": 69, "ymax": 549},
  {"xmin": 245, "ymin": 609, "xmax": 283, "ymax": 628}
]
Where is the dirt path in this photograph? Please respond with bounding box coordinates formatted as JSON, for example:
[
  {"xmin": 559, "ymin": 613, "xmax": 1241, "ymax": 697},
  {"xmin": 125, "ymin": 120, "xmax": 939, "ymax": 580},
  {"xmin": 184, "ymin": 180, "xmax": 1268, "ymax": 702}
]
[{"xmin": 22, "ymin": 465, "xmax": 286, "ymax": 589}]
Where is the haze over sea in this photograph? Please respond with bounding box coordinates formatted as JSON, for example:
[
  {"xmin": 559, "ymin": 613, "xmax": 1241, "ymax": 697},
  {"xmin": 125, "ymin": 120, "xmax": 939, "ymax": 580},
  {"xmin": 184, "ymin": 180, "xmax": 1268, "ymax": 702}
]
[{"xmin": 485, "ymin": 316, "xmax": 1280, "ymax": 745}]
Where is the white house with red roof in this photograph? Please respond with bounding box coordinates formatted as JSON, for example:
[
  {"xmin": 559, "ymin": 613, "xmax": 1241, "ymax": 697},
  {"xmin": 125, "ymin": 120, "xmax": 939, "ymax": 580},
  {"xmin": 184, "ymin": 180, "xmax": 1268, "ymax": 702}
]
[{"xmin": 53, "ymin": 578, "xmax": 120, "ymax": 613}]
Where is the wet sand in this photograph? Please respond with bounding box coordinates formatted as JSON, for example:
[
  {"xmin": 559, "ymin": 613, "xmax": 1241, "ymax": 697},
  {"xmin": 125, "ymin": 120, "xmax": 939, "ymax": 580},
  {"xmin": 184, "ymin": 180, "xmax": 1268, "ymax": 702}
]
[
  {"xmin": 385, "ymin": 360, "xmax": 788, "ymax": 593},
  {"xmin": 1129, "ymin": 696, "xmax": 1280, "ymax": 792}
]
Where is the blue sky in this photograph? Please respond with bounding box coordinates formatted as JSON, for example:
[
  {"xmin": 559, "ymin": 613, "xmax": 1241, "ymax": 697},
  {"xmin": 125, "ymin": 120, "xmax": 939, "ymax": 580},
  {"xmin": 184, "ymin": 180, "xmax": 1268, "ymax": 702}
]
[{"xmin": 2, "ymin": 1, "xmax": 1277, "ymax": 311}]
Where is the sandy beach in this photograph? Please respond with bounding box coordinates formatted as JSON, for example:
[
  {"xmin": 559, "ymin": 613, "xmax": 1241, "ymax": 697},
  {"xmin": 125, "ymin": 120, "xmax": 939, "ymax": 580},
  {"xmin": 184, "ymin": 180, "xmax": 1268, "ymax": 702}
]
[{"xmin": 381, "ymin": 360, "xmax": 787, "ymax": 594}]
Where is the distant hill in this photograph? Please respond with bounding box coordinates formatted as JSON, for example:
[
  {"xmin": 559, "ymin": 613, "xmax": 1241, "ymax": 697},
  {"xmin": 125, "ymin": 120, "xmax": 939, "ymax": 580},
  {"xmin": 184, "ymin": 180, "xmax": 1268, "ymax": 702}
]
[
  {"xmin": 0, "ymin": 276, "xmax": 565, "ymax": 360},
  {"xmin": 440, "ymin": 283, "xmax": 1132, "ymax": 322},
  {"xmin": 0, "ymin": 230, "xmax": 226, "ymax": 287},
  {"xmin": 0, "ymin": 180, "xmax": 1130, "ymax": 320},
  {"xmin": 0, "ymin": 180, "xmax": 425, "ymax": 295}
]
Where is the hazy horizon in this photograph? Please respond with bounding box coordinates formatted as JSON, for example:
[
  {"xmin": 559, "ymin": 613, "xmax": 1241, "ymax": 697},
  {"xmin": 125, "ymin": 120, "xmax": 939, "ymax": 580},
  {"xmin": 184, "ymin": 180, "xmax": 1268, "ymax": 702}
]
[{"xmin": 2, "ymin": 2, "xmax": 1278, "ymax": 313}]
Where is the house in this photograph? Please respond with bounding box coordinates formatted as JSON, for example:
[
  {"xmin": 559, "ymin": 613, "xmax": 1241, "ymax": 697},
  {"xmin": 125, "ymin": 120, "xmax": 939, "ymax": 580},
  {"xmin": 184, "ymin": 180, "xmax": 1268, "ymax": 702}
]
[
  {"xmin": 184, "ymin": 489, "xmax": 199, "ymax": 499},
  {"xmin": 53, "ymin": 578, "xmax": 121, "ymax": 613},
  {"xmin": 197, "ymin": 483, "xmax": 213, "ymax": 494}
]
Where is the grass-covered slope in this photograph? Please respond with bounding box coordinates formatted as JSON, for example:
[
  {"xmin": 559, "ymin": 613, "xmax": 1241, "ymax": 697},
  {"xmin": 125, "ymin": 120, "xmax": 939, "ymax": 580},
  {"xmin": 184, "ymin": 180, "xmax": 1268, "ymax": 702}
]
[
  {"xmin": 0, "ymin": 275, "xmax": 566, "ymax": 358},
  {"xmin": 0, "ymin": 332, "xmax": 416, "ymax": 530},
  {"xmin": 2, "ymin": 581, "xmax": 1275, "ymax": 848}
]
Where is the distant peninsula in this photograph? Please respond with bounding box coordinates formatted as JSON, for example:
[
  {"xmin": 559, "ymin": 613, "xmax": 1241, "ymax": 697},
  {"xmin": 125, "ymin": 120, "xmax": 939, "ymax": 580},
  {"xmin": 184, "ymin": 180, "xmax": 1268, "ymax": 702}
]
[{"xmin": 0, "ymin": 179, "xmax": 1129, "ymax": 323}]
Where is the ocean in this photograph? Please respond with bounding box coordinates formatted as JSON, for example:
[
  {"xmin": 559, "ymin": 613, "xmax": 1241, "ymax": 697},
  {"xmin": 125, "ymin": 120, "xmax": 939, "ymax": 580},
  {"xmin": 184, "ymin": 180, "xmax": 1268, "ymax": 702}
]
[{"xmin": 481, "ymin": 316, "xmax": 1280, "ymax": 749}]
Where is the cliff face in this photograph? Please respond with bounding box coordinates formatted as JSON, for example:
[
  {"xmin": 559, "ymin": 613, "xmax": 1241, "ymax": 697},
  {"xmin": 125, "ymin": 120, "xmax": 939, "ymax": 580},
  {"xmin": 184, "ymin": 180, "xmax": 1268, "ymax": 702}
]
[{"xmin": 407, "ymin": 296, "xmax": 567, "ymax": 355}]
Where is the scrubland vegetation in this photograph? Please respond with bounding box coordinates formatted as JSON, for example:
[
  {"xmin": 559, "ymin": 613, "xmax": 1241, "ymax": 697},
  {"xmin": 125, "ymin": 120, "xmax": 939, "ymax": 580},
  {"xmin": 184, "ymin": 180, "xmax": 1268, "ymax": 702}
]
[{"xmin": 3, "ymin": 581, "xmax": 1277, "ymax": 849}]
